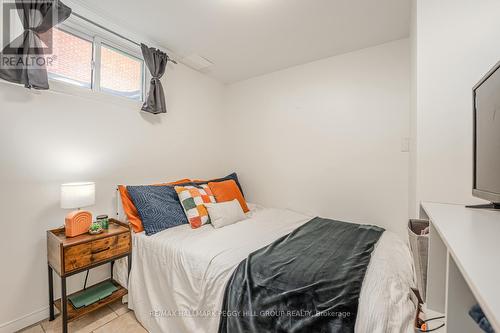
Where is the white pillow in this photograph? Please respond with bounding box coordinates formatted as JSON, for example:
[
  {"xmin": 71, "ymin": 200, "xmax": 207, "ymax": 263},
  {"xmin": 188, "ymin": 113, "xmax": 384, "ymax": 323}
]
[{"xmin": 205, "ymin": 199, "xmax": 246, "ymax": 229}]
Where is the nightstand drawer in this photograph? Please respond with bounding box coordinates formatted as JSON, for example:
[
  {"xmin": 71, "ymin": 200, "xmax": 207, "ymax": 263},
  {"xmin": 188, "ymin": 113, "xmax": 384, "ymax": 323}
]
[{"xmin": 64, "ymin": 233, "xmax": 130, "ymax": 273}]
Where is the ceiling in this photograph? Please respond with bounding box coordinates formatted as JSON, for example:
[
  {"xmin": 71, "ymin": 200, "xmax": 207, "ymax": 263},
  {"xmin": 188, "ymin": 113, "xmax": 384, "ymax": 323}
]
[{"xmin": 79, "ymin": 0, "xmax": 410, "ymax": 84}]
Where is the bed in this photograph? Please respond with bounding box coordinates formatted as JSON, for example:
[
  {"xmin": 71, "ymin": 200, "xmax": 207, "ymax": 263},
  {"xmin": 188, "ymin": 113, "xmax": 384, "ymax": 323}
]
[{"xmin": 114, "ymin": 203, "xmax": 416, "ymax": 333}]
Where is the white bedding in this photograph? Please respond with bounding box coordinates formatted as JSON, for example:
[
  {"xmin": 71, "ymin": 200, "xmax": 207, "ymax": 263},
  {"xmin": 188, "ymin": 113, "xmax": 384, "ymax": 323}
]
[{"xmin": 115, "ymin": 204, "xmax": 416, "ymax": 333}]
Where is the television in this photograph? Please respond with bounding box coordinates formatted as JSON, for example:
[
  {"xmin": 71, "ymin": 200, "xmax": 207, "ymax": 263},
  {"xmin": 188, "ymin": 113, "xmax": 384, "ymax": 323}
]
[{"xmin": 471, "ymin": 60, "xmax": 500, "ymax": 209}]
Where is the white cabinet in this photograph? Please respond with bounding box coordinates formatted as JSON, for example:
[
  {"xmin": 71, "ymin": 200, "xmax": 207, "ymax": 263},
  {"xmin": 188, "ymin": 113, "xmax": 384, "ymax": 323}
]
[{"xmin": 421, "ymin": 202, "xmax": 500, "ymax": 333}]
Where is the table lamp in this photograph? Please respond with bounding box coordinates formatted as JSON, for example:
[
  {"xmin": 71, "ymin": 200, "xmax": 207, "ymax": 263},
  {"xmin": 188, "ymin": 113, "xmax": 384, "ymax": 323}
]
[{"xmin": 61, "ymin": 182, "xmax": 95, "ymax": 237}]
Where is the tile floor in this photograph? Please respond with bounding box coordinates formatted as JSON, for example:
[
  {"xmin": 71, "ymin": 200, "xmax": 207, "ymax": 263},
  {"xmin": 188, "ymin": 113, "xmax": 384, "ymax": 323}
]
[{"xmin": 17, "ymin": 300, "xmax": 147, "ymax": 333}]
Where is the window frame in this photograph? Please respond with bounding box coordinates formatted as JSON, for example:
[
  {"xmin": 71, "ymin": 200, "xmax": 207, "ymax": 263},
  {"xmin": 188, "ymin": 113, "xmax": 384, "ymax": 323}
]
[
  {"xmin": 47, "ymin": 25, "xmax": 95, "ymax": 89},
  {"xmin": 98, "ymin": 40, "xmax": 146, "ymax": 101},
  {"xmin": 48, "ymin": 17, "xmax": 147, "ymax": 103}
]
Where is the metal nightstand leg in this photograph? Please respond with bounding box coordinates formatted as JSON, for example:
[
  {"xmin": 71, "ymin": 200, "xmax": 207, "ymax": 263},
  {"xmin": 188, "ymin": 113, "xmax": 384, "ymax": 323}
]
[
  {"xmin": 128, "ymin": 253, "xmax": 132, "ymax": 275},
  {"xmin": 48, "ymin": 265, "xmax": 55, "ymax": 321},
  {"xmin": 61, "ymin": 277, "xmax": 68, "ymax": 333}
]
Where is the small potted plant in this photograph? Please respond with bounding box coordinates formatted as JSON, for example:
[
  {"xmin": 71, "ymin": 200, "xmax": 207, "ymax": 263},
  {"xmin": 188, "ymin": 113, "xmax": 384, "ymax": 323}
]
[{"xmin": 88, "ymin": 222, "xmax": 103, "ymax": 235}]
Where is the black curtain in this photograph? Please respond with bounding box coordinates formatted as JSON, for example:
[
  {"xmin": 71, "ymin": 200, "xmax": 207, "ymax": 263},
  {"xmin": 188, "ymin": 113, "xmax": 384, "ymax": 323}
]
[
  {"xmin": 0, "ymin": 0, "xmax": 71, "ymax": 89},
  {"xmin": 140, "ymin": 43, "xmax": 168, "ymax": 114}
]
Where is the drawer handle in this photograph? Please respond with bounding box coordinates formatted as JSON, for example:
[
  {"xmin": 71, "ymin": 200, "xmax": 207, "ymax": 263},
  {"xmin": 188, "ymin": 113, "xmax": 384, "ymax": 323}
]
[{"xmin": 92, "ymin": 246, "xmax": 110, "ymax": 254}]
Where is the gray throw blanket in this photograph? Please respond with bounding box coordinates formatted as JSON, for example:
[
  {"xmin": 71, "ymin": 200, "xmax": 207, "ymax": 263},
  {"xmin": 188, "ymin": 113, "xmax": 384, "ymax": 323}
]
[{"xmin": 218, "ymin": 217, "xmax": 384, "ymax": 333}]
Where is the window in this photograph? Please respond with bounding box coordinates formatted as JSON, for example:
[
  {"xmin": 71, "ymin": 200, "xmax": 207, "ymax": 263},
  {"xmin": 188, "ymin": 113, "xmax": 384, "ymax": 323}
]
[
  {"xmin": 47, "ymin": 22, "xmax": 146, "ymax": 102},
  {"xmin": 100, "ymin": 44, "xmax": 144, "ymax": 100},
  {"xmin": 48, "ymin": 28, "xmax": 93, "ymax": 88}
]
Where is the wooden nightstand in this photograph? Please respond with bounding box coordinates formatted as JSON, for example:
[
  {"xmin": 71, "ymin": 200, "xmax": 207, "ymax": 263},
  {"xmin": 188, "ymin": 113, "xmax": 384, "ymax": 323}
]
[{"xmin": 47, "ymin": 219, "xmax": 131, "ymax": 333}]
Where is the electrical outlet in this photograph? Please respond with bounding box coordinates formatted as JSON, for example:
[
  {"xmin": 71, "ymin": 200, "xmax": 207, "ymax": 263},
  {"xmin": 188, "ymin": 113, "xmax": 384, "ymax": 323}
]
[{"xmin": 401, "ymin": 137, "xmax": 410, "ymax": 152}]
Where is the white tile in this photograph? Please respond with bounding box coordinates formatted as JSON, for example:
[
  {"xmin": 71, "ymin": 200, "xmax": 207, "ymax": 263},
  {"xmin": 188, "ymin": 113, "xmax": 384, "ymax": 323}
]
[
  {"xmin": 93, "ymin": 312, "xmax": 147, "ymax": 333},
  {"xmin": 108, "ymin": 299, "xmax": 130, "ymax": 316},
  {"xmin": 16, "ymin": 324, "xmax": 44, "ymax": 333},
  {"xmin": 41, "ymin": 306, "xmax": 117, "ymax": 333}
]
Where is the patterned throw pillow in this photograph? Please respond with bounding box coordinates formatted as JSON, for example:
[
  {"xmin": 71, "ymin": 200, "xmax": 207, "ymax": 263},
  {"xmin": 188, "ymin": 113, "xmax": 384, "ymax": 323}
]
[
  {"xmin": 175, "ymin": 184, "xmax": 216, "ymax": 228},
  {"xmin": 127, "ymin": 184, "xmax": 191, "ymax": 236},
  {"xmin": 118, "ymin": 179, "xmax": 191, "ymax": 233}
]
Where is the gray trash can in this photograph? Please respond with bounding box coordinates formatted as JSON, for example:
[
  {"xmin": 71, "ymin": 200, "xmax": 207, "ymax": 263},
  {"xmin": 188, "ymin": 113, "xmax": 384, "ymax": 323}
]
[{"xmin": 408, "ymin": 219, "xmax": 429, "ymax": 302}]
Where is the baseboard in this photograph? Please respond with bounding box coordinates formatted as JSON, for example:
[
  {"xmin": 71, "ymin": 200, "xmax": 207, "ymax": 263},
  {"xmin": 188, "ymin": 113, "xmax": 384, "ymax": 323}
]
[{"xmin": 0, "ymin": 306, "xmax": 49, "ymax": 333}]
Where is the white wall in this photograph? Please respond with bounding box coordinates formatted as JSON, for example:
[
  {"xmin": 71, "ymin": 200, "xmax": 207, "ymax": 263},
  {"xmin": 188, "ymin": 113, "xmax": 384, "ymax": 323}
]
[
  {"xmin": 413, "ymin": 0, "xmax": 500, "ymax": 209},
  {"xmin": 0, "ymin": 64, "xmax": 225, "ymax": 332},
  {"xmin": 224, "ymin": 39, "xmax": 410, "ymax": 237}
]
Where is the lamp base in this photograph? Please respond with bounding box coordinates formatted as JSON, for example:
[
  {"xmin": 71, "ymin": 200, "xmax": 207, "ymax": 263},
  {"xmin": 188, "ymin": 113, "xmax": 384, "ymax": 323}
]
[{"xmin": 65, "ymin": 210, "xmax": 92, "ymax": 237}]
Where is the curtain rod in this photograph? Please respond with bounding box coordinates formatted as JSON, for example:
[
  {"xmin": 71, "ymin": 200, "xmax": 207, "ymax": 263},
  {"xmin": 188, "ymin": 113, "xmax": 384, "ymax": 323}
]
[{"xmin": 71, "ymin": 12, "xmax": 177, "ymax": 64}]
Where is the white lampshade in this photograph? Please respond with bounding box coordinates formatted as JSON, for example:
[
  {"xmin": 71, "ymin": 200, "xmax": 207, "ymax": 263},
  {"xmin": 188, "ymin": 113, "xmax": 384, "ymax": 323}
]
[{"xmin": 60, "ymin": 182, "xmax": 95, "ymax": 209}]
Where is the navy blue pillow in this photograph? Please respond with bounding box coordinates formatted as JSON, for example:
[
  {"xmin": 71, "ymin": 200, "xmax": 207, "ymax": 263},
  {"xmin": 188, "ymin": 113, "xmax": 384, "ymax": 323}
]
[
  {"xmin": 127, "ymin": 184, "xmax": 191, "ymax": 235},
  {"xmin": 197, "ymin": 172, "xmax": 245, "ymax": 197}
]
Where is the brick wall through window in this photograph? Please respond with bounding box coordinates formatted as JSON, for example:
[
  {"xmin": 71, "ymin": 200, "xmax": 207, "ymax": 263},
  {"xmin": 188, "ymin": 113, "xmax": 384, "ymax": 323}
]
[
  {"xmin": 46, "ymin": 28, "xmax": 143, "ymax": 99},
  {"xmin": 48, "ymin": 28, "xmax": 92, "ymax": 87},
  {"xmin": 101, "ymin": 45, "xmax": 143, "ymax": 95}
]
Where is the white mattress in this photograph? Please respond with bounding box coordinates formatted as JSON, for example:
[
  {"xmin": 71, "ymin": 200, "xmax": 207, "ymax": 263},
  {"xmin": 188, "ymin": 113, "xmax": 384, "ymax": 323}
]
[{"xmin": 115, "ymin": 204, "xmax": 416, "ymax": 333}]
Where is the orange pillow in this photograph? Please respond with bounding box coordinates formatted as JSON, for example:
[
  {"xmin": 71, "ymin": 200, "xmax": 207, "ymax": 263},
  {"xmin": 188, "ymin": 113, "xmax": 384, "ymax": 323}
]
[
  {"xmin": 208, "ymin": 180, "xmax": 249, "ymax": 213},
  {"xmin": 118, "ymin": 178, "xmax": 190, "ymax": 233}
]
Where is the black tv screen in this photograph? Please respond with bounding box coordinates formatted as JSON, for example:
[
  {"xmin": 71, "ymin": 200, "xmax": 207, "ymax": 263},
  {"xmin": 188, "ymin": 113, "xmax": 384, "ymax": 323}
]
[{"xmin": 473, "ymin": 61, "xmax": 500, "ymax": 204}]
